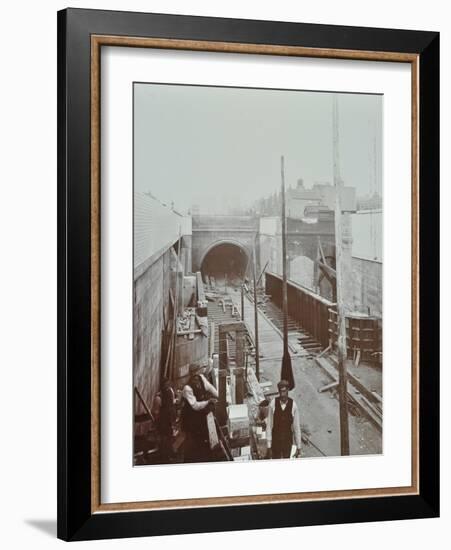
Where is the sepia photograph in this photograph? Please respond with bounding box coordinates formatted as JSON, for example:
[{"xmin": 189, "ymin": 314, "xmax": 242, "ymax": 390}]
[
  {"xmin": 55, "ymin": 7, "xmax": 440, "ymax": 540},
  {"xmin": 133, "ymin": 82, "xmax": 383, "ymax": 466}
]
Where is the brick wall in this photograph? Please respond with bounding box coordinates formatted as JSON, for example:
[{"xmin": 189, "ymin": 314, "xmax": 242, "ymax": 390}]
[
  {"xmin": 133, "ymin": 247, "xmax": 174, "ymax": 415},
  {"xmin": 351, "ymin": 257, "xmax": 382, "ymax": 317}
]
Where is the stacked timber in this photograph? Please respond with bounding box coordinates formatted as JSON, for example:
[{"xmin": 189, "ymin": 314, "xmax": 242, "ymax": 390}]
[{"xmin": 173, "ymin": 308, "xmax": 208, "ymax": 390}]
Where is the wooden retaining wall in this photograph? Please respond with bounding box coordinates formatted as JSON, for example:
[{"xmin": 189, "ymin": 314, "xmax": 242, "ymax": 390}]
[{"xmin": 265, "ymin": 271, "xmax": 334, "ymax": 348}]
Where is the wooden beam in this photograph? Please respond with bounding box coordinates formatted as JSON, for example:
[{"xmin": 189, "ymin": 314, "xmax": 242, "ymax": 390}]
[
  {"xmin": 246, "ymin": 366, "xmax": 265, "ymax": 404},
  {"xmin": 217, "ymin": 332, "xmax": 228, "ymax": 426},
  {"xmin": 333, "ymin": 95, "xmax": 350, "ymax": 455},
  {"xmin": 318, "ymin": 381, "xmax": 339, "ymax": 393},
  {"xmin": 134, "ymin": 386, "xmax": 154, "ymax": 423},
  {"xmin": 252, "ymin": 245, "xmax": 260, "ymax": 382},
  {"xmin": 196, "ymin": 271, "xmax": 206, "ymax": 302},
  {"xmin": 317, "ymin": 260, "xmax": 337, "ymax": 279},
  {"xmin": 218, "ymin": 321, "xmax": 247, "ymax": 334},
  {"xmin": 318, "ymin": 236, "xmax": 327, "ymax": 265},
  {"xmin": 209, "ymin": 320, "xmax": 215, "ymax": 358},
  {"xmin": 177, "ymin": 328, "xmax": 202, "ymax": 336},
  {"xmin": 206, "ymin": 412, "xmax": 219, "ymax": 450},
  {"xmin": 234, "ymin": 367, "xmax": 245, "ymax": 404},
  {"xmin": 188, "ymin": 314, "xmax": 196, "ymax": 340}
]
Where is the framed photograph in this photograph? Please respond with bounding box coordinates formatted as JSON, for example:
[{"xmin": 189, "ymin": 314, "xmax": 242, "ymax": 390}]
[{"xmin": 57, "ymin": 8, "xmax": 439, "ymax": 541}]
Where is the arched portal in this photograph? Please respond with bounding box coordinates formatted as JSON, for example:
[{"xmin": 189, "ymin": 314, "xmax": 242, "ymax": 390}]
[{"xmin": 200, "ymin": 241, "xmax": 249, "ymax": 285}]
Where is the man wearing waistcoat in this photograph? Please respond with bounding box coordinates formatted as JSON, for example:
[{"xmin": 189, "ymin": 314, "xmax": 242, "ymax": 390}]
[
  {"xmin": 182, "ymin": 364, "xmax": 218, "ymax": 463},
  {"xmin": 266, "ymin": 379, "xmax": 302, "ymax": 459}
]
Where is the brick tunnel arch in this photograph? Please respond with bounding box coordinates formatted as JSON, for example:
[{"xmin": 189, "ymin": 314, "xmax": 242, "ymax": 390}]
[{"xmin": 200, "ymin": 240, "xmax": 250, "ymax": 284}]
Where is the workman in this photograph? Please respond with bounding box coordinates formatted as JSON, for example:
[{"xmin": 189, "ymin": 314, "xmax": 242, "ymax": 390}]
[
  {"xmin": 182, "ymin": 364, "xmax": 219, "ymax": 462},
  {"xmin": 266, "ymin": 379, "xmax": 302, "ymax": 459}
]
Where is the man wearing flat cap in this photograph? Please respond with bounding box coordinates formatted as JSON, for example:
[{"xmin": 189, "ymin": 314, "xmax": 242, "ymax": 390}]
[
  {"xmin": 181, "ymin": 364, "xmax": 218, "ymax": 462},
  {"xmin": 266, "ymin": 379, "xmax": 302, "ymax": 459}
]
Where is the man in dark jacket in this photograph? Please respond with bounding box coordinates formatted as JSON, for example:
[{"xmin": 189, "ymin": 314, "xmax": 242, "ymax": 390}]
[
  {"xmin": 266, "ymin": 379, "xmax": 302, "ymax": 459},
  {"xmin": 182, "ymin": 364, "xmax": 218, "ymax": 463}
]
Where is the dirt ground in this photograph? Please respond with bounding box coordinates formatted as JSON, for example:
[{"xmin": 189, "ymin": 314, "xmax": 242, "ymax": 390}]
[{"xmin": 230, "ymin": 287, "xmax": 382, "ymax": 459}]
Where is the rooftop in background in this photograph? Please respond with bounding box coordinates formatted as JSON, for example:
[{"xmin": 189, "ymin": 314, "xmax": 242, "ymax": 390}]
[
  {"xmin": 288, "ymin": 179, "xmax": 356, "ymax": 214},
  {"xmin": 356, "ymin": 191, "xmax": 382, "ymax": 211}
]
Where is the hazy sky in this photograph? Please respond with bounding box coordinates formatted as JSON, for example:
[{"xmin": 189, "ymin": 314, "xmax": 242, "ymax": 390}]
[{"xmin": 134, "ymin": 83, "xmax": 382, "ymax": 214}]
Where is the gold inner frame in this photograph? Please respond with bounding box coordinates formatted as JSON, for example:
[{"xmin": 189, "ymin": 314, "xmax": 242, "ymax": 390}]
[{"xmin": 90, "ymin": 35, "xmax": 420, "ymax": 514}]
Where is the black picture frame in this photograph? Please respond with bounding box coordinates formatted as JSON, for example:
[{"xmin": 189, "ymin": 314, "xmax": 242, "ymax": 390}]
[{"xmin": 57, "ymin": 7, "xmax": 439, "ymax": 541}]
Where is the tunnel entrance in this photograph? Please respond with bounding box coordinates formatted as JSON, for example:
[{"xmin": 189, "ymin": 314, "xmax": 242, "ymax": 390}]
[{"xmin": 201, "ymin": 242, "xmax": 248, "ymax": 286}]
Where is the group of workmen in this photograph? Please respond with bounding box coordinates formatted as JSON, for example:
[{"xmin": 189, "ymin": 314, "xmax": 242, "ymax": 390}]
[{"xmin": 153, "ymin": 363, "xmax": 302, "ymax": 463}]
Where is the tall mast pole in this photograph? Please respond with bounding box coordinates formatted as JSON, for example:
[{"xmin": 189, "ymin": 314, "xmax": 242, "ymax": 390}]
[
  {"xmin": 333, "ymin": 95, "xmax": 350, "ymax": 456},
  {"xmin": 280, "ymin": 156, "xmax": 294, "ymax": 389},
  {"xmin": 252, "ymin": 245, "xmax": 260, "ymax": 382}
]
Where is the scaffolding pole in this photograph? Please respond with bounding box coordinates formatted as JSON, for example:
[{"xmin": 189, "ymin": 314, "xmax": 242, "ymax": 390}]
[
  {"xmin": 333, "ymin": 95, "xmax": 350, "ymax": 456},
  {"xmin": 280, "ymin": 156, "xmax": 294, "ymax": 390}
]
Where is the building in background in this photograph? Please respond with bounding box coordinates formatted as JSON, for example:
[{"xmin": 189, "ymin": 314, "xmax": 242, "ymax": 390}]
[{"xmin": 286, "ymin": 179, "xmax": 356, "ymax": 219}]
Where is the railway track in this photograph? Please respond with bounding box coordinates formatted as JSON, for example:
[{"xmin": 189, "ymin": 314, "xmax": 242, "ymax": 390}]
[
  {"xmin": 261, "ymin": 301, "xmax": 323, "ymax": 354},
  {"xmin": 207, "ymin": 298, "xmax": 253, "ymax": 360},
  {"xmin": 242, "ymin": 287, "xmax": 323, "ymax": 357}
]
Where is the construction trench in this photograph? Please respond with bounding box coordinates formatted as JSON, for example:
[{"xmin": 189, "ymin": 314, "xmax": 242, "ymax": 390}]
[{"xmin": 133, "ymin": 254, "xmax": 382, "ymax": 465}]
